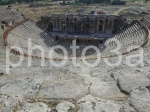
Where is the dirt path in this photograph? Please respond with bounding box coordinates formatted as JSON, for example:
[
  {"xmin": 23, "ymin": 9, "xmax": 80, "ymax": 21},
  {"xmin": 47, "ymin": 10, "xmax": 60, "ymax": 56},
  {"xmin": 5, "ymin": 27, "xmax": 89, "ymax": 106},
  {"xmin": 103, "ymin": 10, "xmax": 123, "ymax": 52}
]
[{"xmin": 114, "ymin": 6, "xmax": 131, "ymax": 15}]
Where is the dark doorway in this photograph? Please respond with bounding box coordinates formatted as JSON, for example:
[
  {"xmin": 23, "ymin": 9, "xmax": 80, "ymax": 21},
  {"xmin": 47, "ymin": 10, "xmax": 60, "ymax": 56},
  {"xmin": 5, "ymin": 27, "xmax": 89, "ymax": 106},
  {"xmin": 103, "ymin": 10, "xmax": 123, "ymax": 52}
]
[
  {"xmin": 55, "ymin": 36, "xmax": 59, "ymax": 41},
  {"xmin": 99, "ymin": 40, "xmax": 104, "ymax": 44},
  {"xmin": 99, "ymin": 20, "xmax": 103, "ymax": 31},
  {"xmin": 47, "ymin": 22, "xmax": 53, "ymax": 31}
]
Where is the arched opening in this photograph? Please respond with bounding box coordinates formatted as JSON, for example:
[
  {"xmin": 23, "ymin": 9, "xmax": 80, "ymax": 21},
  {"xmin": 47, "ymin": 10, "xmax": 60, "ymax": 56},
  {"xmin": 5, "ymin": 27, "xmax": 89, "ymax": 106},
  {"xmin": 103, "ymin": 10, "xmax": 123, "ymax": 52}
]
[
  {"xmin": 55, "ymin": 36, "xmax": 59, "ymax": 41},
  {"xmin": 99, "ymin": 40, "xmax": 104, "ymax": 44}
]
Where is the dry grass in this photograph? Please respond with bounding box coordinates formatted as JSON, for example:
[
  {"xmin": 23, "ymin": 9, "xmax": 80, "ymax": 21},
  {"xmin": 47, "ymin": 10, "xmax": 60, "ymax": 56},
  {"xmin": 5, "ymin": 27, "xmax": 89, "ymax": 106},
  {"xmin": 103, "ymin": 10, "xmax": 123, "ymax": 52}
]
[
  {"xmin": 10, "ymin": 4, "xmax": 94, "ymax": 21},
  {"xmin": 8, "ymin": 3, "xmax": 128, "ymax": 21}
]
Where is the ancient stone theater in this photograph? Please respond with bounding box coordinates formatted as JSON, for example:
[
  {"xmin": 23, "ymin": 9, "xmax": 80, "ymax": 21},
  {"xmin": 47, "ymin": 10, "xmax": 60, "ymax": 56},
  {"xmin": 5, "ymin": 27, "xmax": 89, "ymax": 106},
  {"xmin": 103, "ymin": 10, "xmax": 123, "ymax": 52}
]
[{"xmin": 1, "ymin": 10, "xmax": 150, "ymax": 59}]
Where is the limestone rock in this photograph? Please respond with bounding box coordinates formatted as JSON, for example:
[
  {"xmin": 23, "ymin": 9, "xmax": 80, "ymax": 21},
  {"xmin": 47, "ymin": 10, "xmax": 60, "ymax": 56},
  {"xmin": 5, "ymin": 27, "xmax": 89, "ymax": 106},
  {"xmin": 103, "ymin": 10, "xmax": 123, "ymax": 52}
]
[
  {"xmin": 17, "ymin": 102, "xmax": 51, "ymax": 112},
  {"xmin": 148, "ymin": 74, "xmax": 150, "ymax": 79},
  {"xmin": 0, "ymin": 77, "xmax": 40, "ymax": 99},
  {"xmin": 37, "ymin": 79, "xmax": 88, "ymax": 99},
  {"xmin": 117, "ymin": 74, "xmax": 150, "ymax": 93},
  {"xmin": 68, "ymin": 64, "xmax": 81, "ymax": 75},
  {"xmin": 68, "ymin": 62, "xmax": 91, "ymax": 78},
  {"xmin": 130, "ymin": 85, "xmax": 150, "ymax": 112},
  {"xmin": 56, "ymin": 101, "xmax": 75, "ymax": 112},
  {"xmin": 89, "ymin": 79, "xmax": 125, "ymax": 100},
  {"xmin": 0, "ymin": 94, "xmax": 23, "ymax": 112},
  {"xmin": 77, "ymin": 95, "xmax": 134, "ymax": 112}
]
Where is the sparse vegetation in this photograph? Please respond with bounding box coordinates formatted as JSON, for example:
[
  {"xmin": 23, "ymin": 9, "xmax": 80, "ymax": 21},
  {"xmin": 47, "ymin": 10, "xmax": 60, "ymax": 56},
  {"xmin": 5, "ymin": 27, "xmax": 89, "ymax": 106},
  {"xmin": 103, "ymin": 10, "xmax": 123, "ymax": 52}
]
[{"xmin": 0, "ymin": 0, "xmax": 42, "ymax": 5}]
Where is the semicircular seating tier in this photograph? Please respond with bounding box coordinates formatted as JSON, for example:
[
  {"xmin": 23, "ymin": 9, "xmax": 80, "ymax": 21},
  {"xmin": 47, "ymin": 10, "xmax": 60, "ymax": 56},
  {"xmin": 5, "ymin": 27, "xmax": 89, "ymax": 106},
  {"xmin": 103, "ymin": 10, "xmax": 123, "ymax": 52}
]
[
  {"xmin": 143, "ymin": 14, "xmax": 150, "ymax": 28},
  {"xmin": 82, "ymin": 21, "xmax": 149, "ymax": 59},
  {"xmin": 101, "ymin": 21, "xmax": 149, "ymax": 58},
  {"xmin": 4, "ymin": 20, "xmax": 149, "ymax": 60},
  {"xmin": 0, "ymin": 8, "xmax": 24, "ymax": 24},
  {"xmin": 6, "ymin": 20, "xmax": 58, "ymax": 59}
]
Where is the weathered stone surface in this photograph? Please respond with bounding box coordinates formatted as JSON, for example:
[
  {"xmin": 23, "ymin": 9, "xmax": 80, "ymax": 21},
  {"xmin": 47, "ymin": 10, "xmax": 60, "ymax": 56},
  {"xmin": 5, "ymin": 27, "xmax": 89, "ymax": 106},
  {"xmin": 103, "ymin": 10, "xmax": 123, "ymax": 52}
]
[
  {"xmin": 37, "ymin": 79, "xmax": 89, "ymax": 99},
  {"xmin": 0, "ymin": 77, "xmax": 40, "ymax": 99},
  {"xmin": 68, "ymin": 62, "xmax": 92, "ymax": 78},
  {"xmin": 56, "ymin": 101, "xmax": 75, "ymax": 112},
  {"xmin": 148, "ymin": 74, "xmax": 150, "ymax": 79},
  {"xmin": 77, "ymin": 95, "xmax": 134, "ymax": 112},
  {"xmin": 0, "ymin": 94, "xmax": 23, "ymax": 112},
  {"xmin": 130, "ymin": 85, "xmax": 150, "ymax": 112},
  {"xmin": 117, "ymin": 74, "xmax": 150, "ymax": 93},
  {"xmin": 88, "ymin": 78, "xmax": 125, "ymax": 99},
  {"xmin": 90, "ymin": 66, "xmax": 115, "ymax": 82},
  {"xmin": 17, "ymin": 102, "xmax": 51, "ymax": 112},
  {"xmin": 68, "ymin": 64, "xmax": 81, "ymax": 75}
]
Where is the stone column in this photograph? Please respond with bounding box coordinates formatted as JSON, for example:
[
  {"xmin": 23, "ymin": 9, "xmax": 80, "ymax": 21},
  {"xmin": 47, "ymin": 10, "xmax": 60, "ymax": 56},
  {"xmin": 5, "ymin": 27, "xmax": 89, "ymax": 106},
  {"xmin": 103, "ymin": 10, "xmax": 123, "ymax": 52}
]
[
  {"xmin": 96, "ymin": 19, "xmax": 98, "ymax": 33},
  {"xmin": 56, "ymin": 17, "xmax": 58, "ymax": 29},
  {"xmin": 111, "ymin": 19, "xmax": 114, "ymax": 33},
  {"xmin": 60, "ymin": 18, "xmax": 61, "ymax": 31},
  {"xmin": 103, "ymin": 19, "xmax": 105, "ymax": 32},
  {"xmin": 65, "ymin": 17, "xmax": 67, "ymax": 32}
]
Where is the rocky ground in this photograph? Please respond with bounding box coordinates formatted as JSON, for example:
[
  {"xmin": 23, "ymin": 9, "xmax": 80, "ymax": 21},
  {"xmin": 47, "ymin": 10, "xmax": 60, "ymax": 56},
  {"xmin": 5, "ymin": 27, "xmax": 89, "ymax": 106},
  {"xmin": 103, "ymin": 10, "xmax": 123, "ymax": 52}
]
[
  {"xmin": 1, "ymin": 2, "xmax": 150, "ymax": 109},
  {"xmin": 0, "ymin": 27, "xmax": 150, "ymax": 112}
]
